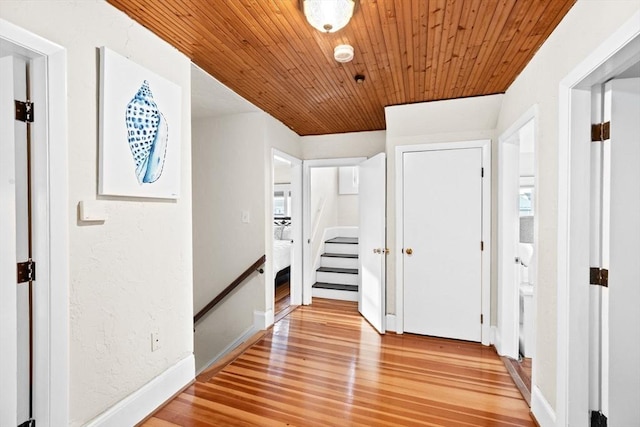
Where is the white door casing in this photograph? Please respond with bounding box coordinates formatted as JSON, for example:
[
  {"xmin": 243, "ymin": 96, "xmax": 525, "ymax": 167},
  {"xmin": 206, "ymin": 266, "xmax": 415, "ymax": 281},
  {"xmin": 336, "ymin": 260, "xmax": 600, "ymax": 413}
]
[
  {"xmin": 358, "ymin": 153, "xmax": 386, "ymax": 334},
  {"xmin": 395, "ymin": 140, "xmax": 491, "ymax": 344}
]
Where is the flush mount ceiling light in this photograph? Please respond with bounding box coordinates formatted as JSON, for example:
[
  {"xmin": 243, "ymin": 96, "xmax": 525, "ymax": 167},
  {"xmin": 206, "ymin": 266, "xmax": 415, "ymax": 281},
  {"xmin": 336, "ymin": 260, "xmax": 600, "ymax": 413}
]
[
  {"xmin": 334, "ymin": 44, "xmax": 354, "ymax": 63},
  {"xmin": 302, "ymin": 0, "xmax": 356, "ymax": 33}
]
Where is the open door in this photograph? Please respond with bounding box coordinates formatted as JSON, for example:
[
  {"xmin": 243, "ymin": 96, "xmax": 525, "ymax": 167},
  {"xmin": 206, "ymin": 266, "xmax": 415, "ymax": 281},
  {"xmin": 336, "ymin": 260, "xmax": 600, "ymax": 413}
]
[
  {"xmin": 358, "ymin": 153, "xmax": 386, "ymax": 333},
  {"xmin": 0, "ymin": 54, "xmax": 20, "ymax": 427},
  {"xmin": 498, "ymin": 132, "xmax": 522, "ymax": 358}
]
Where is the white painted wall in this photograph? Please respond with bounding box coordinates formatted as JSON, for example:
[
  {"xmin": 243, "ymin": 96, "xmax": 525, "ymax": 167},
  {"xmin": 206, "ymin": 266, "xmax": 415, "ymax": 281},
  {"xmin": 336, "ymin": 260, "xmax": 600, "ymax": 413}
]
[
  {"xmin": 310, "ymin": 168, "xmax": 339, "ymax": 263},
  {"xmin": 338, "ymin": 193, "xmax": 358, "ymax": 226},
  {"xmin": 496, "ymin": 0, "xmax": 640, "ymax": 411},
  {"xmin": 301, "ymin": 130, "xmax": 385, "ymax": 159},
  {"xmin": 385, "ymin": 95, "xmax": 502, "ymax": 322},
  {"xmin": 192, "ymin": 113, "xmax": 266, "ymax": 371},
  {"xmin": 274, "ymin": 164, "xmax": 292, "ymax": 184},
  {"xmin": 0, "ymin": 2, "xmax": 194, "ymax": 425}
]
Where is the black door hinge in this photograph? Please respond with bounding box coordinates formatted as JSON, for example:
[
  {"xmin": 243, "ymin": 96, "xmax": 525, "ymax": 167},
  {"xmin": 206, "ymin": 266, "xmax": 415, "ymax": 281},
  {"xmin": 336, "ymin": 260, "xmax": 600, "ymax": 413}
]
[
  {"xmin": 481, "ymin": 167, "xmax": 484, "ymax": 177},
  {"xmin": 591, "ymin": 122, "xmax": 610, "ymax": 142},
  {"xmin": 590, "ymin": 267, "xmax": 608, "ymax": 287},
  {"xmin": 480, "ymin": 314, "xmax": 484, "ymax": 324},
  {"xmin": 15, "ymin": 100, "xmax": 34, "ymax": 123},
  {"xmin": 17, "ymin": 260, "xmax": 36, "ymax": 283}
]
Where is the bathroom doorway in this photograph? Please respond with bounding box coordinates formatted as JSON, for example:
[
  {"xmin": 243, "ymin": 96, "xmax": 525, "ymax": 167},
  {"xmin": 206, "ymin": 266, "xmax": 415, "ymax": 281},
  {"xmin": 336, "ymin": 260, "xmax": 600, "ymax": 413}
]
[{"xmin": 498, "ymin": 110, "xmax": 538, "ymax": 404}]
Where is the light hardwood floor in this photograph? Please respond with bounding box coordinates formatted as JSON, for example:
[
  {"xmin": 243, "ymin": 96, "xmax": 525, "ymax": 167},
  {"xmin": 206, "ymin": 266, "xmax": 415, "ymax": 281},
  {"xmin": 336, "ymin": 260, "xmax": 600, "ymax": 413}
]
[{"xmin": 143, "ymin": 299, "xmax": 534, "ymax": 426}]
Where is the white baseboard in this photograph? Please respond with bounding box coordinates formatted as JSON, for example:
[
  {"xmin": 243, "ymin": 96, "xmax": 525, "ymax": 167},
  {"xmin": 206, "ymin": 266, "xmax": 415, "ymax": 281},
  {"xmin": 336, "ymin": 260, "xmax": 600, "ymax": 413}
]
[
  {"xmin": 254, "ymin": 309, "xmax": 273, "ymax": 330},
  {"xmin": 531, "ymin": 385, "xmax": 556, "ymax": 427},
  {"xmin": 481, "ymin": 323, "xmax": 493, "ymax": 346},
  {"xmin": 86, "ymin": 354, "xmax": 194, "ymax": 427},
  {"xmin": 385, "ymin": 314, "xmax": 396, "ymax": 332},
  {"xmin": 196, "ymin": 325, "xmax": 258, "ymax": 376}
]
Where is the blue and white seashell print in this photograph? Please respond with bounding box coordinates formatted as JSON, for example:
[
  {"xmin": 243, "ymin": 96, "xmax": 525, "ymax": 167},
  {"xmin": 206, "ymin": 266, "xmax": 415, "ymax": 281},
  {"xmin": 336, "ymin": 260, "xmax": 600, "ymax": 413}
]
[{"xmin": 125, "ymin": 80, "xmax": 168, "ymax": 184}]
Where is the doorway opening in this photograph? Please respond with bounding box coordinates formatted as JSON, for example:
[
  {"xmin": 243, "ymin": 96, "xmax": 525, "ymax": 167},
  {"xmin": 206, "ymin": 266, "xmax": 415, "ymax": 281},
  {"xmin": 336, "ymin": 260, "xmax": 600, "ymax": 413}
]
[
  {"xmin": 271, "ymin": 150, "xmax": 302, "ymax": 321},
  {"xmin": 302, "ymin": 155, "xmax": 387, "ymax": 333},
  {"xmin": 557, "ymin": 13, "xmax": 640, "ymax": 426},
  {"xmin": 498, "ymin": 110, "xmax": 538, "ymax": 405},
  {"xmin": 0, "ymin": 19, "xmax": 69, "ymax": 427},
  {"xmin": 395, "ymin": 140, "xmax": 491, "ymax": 345}
]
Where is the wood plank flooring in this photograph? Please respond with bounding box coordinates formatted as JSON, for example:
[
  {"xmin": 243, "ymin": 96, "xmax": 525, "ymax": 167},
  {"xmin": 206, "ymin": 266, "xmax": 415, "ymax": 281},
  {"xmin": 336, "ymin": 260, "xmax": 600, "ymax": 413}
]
[
  {"xmin": 143, "ymin": 299, "xmax": 534, "ymax": 426},
  {"xmin": 274, "ymin": 282, "xmax": 290, "ymax": 317}
]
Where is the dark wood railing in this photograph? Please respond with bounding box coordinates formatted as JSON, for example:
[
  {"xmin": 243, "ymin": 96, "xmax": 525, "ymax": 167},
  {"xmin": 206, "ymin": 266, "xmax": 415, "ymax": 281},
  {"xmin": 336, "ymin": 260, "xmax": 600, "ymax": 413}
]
[{"xmin": 194, "ymin": 255, "xmax": 266, "ymax": 324}]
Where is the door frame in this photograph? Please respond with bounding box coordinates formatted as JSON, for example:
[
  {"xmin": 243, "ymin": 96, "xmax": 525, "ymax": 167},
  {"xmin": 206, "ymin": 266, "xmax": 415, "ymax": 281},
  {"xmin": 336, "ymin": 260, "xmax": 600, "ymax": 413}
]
[
  {"xmin": 497, "ymin": 105, "xmax": 539, "ymax": 359},
  {"xmin": 395, "ymin": 140, "xmax": 491, "ymax": 345},
  {"xmin": 302, "ymin": 157, "xmax": 366, "ymax": 305},
  {"xmin": 0, "ymin": 19, "xmax": 69, "ymax": 426},
  {"xmin": 556, "ymin": 11, "xmax": 640, "ymax": 426},
  {"xmin": 269, "ymin": 149, "xmax": 303, "ymax": 316}
]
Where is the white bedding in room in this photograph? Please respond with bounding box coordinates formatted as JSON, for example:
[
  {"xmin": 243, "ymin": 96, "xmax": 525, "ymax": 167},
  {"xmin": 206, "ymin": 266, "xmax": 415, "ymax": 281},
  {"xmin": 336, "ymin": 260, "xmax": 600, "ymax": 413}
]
[{"xmin": 273, "ymin": 239, "xmax": 293, "ymax": 276}]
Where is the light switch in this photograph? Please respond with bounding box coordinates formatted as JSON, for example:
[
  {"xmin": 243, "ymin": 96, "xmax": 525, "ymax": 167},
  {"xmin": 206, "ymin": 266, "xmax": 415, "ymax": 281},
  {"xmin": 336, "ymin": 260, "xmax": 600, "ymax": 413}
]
[{"xmin": 78, "ymin": 200, "xmax": 108, "ymax": 222}]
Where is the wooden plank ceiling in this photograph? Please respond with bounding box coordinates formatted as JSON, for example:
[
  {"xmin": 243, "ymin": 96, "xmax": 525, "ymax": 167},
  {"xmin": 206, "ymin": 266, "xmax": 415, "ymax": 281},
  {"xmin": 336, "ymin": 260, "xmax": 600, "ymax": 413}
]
[{"xmin": 107, "ymin": 0, "xmax": 576, "ymax": 136}]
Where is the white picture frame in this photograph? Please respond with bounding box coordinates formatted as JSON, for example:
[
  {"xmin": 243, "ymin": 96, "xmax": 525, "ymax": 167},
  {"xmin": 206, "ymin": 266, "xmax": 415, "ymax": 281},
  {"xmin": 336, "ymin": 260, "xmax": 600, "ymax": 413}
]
[{"xmin": 99, "ymin": 46, "xmax": 181, "ymax": 199}]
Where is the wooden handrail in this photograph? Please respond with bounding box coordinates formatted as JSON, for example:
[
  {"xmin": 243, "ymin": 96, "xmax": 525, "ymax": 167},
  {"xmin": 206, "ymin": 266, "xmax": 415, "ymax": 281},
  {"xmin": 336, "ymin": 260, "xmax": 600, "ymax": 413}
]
[{"xmin": 194, "ymin": 255, "xmax": 266, "ymax": 324}]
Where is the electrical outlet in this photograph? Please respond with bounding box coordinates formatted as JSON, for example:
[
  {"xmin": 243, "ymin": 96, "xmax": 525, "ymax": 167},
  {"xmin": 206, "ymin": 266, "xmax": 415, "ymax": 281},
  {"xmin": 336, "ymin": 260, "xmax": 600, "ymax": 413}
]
[{"xmin": 151, "ymin": 332, "xmax": 160, "ymax": 352}]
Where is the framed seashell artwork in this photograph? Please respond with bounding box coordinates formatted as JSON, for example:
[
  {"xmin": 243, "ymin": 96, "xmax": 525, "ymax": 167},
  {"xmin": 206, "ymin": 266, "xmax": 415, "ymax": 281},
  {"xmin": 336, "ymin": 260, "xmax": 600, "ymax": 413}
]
[{"xmin": 99, "ymin": 47, "xmax": 181, "ymax": 198}]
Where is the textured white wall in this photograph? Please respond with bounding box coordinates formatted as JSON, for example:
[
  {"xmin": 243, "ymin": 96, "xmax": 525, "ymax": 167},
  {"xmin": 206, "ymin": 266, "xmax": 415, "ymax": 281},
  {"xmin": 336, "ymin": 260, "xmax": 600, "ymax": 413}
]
[
  {"xmin": 385, "ymin": 95, "xmax": 502, "ymax": 322},
  {"xmin": 496, "ymin": 0, "xmax": 640, "ymax": 410},
  {"xmin": 0, "ymin": 1, "xmax": 194, "ymax": 425}
]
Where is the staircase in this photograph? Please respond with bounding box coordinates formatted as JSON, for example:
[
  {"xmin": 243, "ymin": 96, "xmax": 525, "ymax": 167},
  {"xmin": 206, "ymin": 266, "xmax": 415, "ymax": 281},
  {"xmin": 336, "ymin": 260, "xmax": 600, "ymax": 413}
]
[{"xmin": 312, "ymin": 237, "xmax": 359, "ymax": 301}]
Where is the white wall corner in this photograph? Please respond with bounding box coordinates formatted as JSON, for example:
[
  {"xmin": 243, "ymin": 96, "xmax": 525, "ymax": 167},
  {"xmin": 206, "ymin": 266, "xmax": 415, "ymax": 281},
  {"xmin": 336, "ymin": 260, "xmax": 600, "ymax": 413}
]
[
  {"xmin": 254, "ymin": 309, "xmax": 273, "ymax": 330},
  {"xmin": 490, "ymin": 326, "xmax": 498, "ymax": 346},
  {"xmin": 531, "ymin": 385, "xmax": 556, "ymax": 427},
  {"xmin": 493, "ymin": 327, "xmax": 502, "ymax": 354},
  {"xmin": 385, "ymin": 314, "xmax": 396, "ymax": 333},
  {"xmin": 85, "ymin": 355, "xmax": 194, "ymax": 427}
]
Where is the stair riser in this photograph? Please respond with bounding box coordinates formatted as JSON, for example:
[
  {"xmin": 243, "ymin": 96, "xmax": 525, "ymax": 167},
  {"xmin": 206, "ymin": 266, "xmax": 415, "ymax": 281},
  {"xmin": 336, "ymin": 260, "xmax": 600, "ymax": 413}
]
[
  {"xmin": 324, "ymin": 242, "xmax": 358, "ymax": 255},
  {"xmin": 312, "ymin": 287, "xmax": 359, "ymax": 302},
  {"xmin": 316, "ymin": 271, "xmax": 358, "ymax": 286},
  {"xmin": 321, "ymin": 257, "xmax": 358, "ymax": 269}
]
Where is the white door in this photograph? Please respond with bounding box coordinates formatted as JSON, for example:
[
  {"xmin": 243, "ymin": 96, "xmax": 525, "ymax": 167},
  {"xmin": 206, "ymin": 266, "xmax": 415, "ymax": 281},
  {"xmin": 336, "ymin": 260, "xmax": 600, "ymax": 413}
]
[
  {"xmin": 403, "ymin": 148, "xmax": 483, "ymax": 342},
  {"xmin": 498, "ymin": 134, "xmax": 521, "ymax": 358},
  {"xmin": 0, "ymin": 54, "xmax": 30, "ymax": 427},
  {"xmin": 358, "ymin": 153, "xmax": 386, "ymax": 333},
  {"xmin": 603, "ymin": 77, "xmax": 640, "ymax": 425}
]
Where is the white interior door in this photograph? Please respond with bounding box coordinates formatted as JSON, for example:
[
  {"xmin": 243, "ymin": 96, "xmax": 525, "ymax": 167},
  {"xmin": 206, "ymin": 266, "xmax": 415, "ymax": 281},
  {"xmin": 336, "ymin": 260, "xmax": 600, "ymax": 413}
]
[
  {"xmin": 358, "ymin": 153, "xmax": 386, "ymax": 333},
  {"xmin": 403, "ymin": 148, "xmax": 483, "ymax": 342},
  {"xmin": 1, "ymin": 53, "xmax": 30, "ymax": 427},
  {"xmin": 0, "ymin": 53, "xmax": 20, "ymax": 427},
  {"xmin": 604, "ymin": 77, "xmax": 640, "ymax": 425},
  {"xmin": 498, "ymin": 134, "xmax": 521, "ymax": 358}
]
